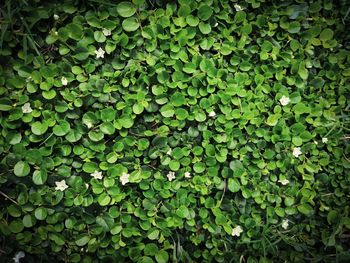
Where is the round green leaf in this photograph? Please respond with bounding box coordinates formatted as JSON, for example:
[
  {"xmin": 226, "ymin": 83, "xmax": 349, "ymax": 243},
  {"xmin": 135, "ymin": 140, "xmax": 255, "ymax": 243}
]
[
  {"xmin": 75, "ymin": 234, "xmax": 90, "ymax": 246},
  {"xmin": 9, "ymin": 133, "xmax": 22, "ymax": 145},
  {"xmin": 170, "ymin": 92, "xmax": 185, "ymax": 107},
  {"xmin": 169, "ymin": 160, "xmax": 180, "ymax": 171},
  {"xmin": 101, "ymin": 107, "xmax": 116, "ymax": 121},
  {"xmin": 197, "ymin": 113, "xmax": 208, "ymax": 124},
  {"xmin": 147, "ymin": 229, "xmax": 159, "ymax": 240},
  {"xmin": 144, "ymin": 243, "xmax": 158, "ymax": 256},
  {"xmin": 176, "ymin": 205, "xmax": 189, "ymax": 218},
  {"xmin": 65, "ymin": 130, "xmax": 82, "ymax": 143},
  {"xmin": 178, "ymin": 5, "xmax": 191, "ymax": 17},
  {"xmin": 98, "ymin": 193, "xmax": 111, "ymax": 206},
  {"xmin": 94, "ymin": 31, "xmax": 106, "ymax": 42},
  {"xmin": 23, "ymin": 214, "xmax": 36, "ymax": 228},
  {"xmin": 122, "ymin": 17, "xmax": 139, "ymax": 32},
  {"xmin": 31, "ymin": 121, "xmax": 49, "ymax": 135},
  {"xmin": 175, "ymin": 108, "xmax": 188, "ymax": 120},
  {"xmin": 53, "ymin": 120, "xmax": 71, "ymax": 136},
  {"xmin": 228, "ymin": 178, "xmax": 240, "ymax": 193},
  {"xmin": 34, "ymin": 207, "xmax": 48, "ymax": 220},
  {"xmin": 66, "ymin": 23, "xmax": 83, "ymax": 40},
  {"xmin": 0, "ymin": 98, "xmax": 13, "ymax": 111},
  {"xmin": 119, "ymin": 116, "xmax": 134, "ymax": 128},
  {"xmin": 32, "ymin": 169, "xmax": 48, "ymax": 185},
  {"xmin": 160, "ymin": 105, "xmax": 174, "ymax": 118},
  {"xmin": 292, "ymin": 137, "xmax": 303, "ymax": 146},
  {"xmin": 155, "ymin": 250, "xmax": 169, "ymax": 263},
  {"xmin": 288, "ymin": 21, "xmax": 301, "ymax": 34},
  {"xmin": 42, "ymin": 89, "xmax": 56, "ymax": 100},
  {"xmin": 297, "ymin": 203, "xmax": 314, "ymax": 216},
  {"xmin": 117, "ymin": 2, "xmax": 136, "ymax": 18},
  {"xmin": 14, "ymin": 161, "xmax": 30, "ymax": 177},
  {"xmin": 88, "ymin": 130, "xmax": 104, "ymax": 142},
  {"xmin": 198, "ymin": 5, "xmax": 212, "ymax": 21},
  {"xmin": 133, "ymin": 103, "xmax": 144, "ymax": 114},
  {"xmin": 319, "ymin": 28, "xmax": 334, "ymax": 41},
  {"xmin": 73, "ymin": 46, "xmax": 89, "ymax": 60},
  {"xmin": 100, "ymin": 122, "xmax": 116, "ymax": 135},
  {"xmin": 9, "ymin": 219, "xmax": 24, "ymax": 233},
  {"xmin": 193, "ymin": 162, "xmax": 205, "ymax": 173},
  {"xmin": 266, "ymin": 114, "xmax": 280, "ymax": 126},
  {"xmin": 199, "ymin": 22, "xmax": 211, "ymax": 34},
  {"xmin": 83, "ymin": 162, "xmax": 98, "ymax": 173}
]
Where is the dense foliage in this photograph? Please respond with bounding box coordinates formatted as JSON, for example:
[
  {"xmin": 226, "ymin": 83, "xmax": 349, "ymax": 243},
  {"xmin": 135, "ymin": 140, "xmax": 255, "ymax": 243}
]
[{"xmin": 1, "ymin": 0, "xmax": 350, "ymax": 262}]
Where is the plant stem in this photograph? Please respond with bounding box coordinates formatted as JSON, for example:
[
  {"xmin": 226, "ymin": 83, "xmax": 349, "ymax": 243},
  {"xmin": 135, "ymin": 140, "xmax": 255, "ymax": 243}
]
[{"xmin": 0, "ymin": 190, "xmax": 18, "ymax": 204}]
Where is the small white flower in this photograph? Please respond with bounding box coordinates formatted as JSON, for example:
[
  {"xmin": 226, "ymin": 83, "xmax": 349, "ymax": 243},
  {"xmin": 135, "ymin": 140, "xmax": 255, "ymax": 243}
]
[
  {"xmin": 21, "ymin": 103, "xmax": 32, "ymax": 114},
  {"xmin": 167, "ymin": 148, "xmax": 172, "ymax": 155},
  {"xmin": 55, "ymin": 180, "xmax": 68, "ymax": 191},
  {"xmin": 61, "ymin": 76, "xmax": 68, "ymax": 86},
  {"xmin": 209, "ymin": 110, "xmax": 216, "ymax": 117},
  {"xmin": 91, "ymin": 170, "xmax": 103, "ymax": 180},
  {"xmin": 282, "ymin": 219, "xmax": 289, "ymax": 230},
  {"xmin": 13, "ymin": 251, "xmax": 25, "ymax": 263},
  {"xmin": 102, "ymin": 28, "xmax": 112, "ymax": 36},
  {"xmin": 167, "ymin": 171, "xmax": 176, "ymax": 181},
  {"xmin": 292, "ymin": 147, "xmax": 302, "ymax": 158},
  {"xmin": 120, "ymin": 172, "xmax": 130, "ymax": 185},
  {"xmin": 314, "ymin": 141, "xmax": 318, "ymax": 145},
  {"xmin": 54, "ymin": 31, "xmax": 58, "ymax": 36},
  {"xmin": 53, "ymin": 14, "xmax": 59, "ymax": 20},
  {"xmin": 95, "ymin": 47, "xmax": 105, "ymax": 59},
  {"xmin": 322, "ymin": 137, "xmax": 328, "ymax": 143},
  {"xmin": 231, "ymin": 225, "xmax": 243, "ymax": 237},
  {"xmin": 86, "ymin": 122, "xmax": 93, "ymax": 129},
  {"xmin": 279, "ymin": 95, "xmax": 290, "ymax": 106},
  {"xmin": 184, "ymin": 171, "xmax": 191, "ymax": 178},
  {"xmin": 278, "ymin": 178, "xmax": 289, "ymax": 185},
  {"xmin": 214, "ymin": 22, "xmax": 218, "ymax": 27},
  {"xmin": 234, "ymin": 4, "xmax": 244, "ymax": 11}
]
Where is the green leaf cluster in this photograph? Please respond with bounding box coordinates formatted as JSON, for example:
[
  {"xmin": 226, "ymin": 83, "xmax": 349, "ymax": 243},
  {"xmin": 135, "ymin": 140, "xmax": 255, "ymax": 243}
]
[{"xmin": 0, "ymin": 0, "xmax": 350, "ymax": 262}]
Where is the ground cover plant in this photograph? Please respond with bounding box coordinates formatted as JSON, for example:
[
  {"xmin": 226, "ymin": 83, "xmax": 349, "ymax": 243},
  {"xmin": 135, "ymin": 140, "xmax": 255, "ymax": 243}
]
[{"xmin": 0, "ymin": 0, "xmax": 350, "ymax": 262}]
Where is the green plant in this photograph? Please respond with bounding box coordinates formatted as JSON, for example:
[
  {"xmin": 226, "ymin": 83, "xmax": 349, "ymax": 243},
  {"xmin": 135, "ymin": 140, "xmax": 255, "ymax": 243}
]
[{"xmin": 0, "ymin": 0, "xmax": 350, "ymax": 262}]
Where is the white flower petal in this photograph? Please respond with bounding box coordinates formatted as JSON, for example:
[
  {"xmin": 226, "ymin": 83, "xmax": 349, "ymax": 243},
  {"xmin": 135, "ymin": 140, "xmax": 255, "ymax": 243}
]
[
  {"xmin": 95, "ymin": 47, "xmax": 105, "ymax": 59},
  {"xmin": 292, "ymin": 147, "xmax": 302, "ymax": 158},
  {"xmin": 209, "ymin": 110, "xmax": 216, "ymax": 117},
  {"xmin": 184, "ymin": 172, "xmax": 191, "ymax": 178},
  {"xmin": 21, "ymin": 103, "xmax": 32, "ymax": 113},
  {"xmin": 279, "ymin": 95, "xmax": 290, "ymax": 106},
  {"xmin": 232, "ymin": 225, "xmax": 243, "ymax": 237},
  {"xmin": 61, "ymin": 77, "xmax": 68, "ymax": 86},
  {"xmin": 102, "ymin": 28, "xmax": 111, "ymax": 36},
  {"xmin": 278, "ymin": 178, "xmax": 289, "ymax": 185},
  {"xmin": 167, "ymin": 171, "xmax": 176, "ymax": 181},
  {"xmin": 282, "ymin": 219, "xmax": 289, "ymax": 230},
  {"xmin": 234, "ymin": 4, "xmax": 244, "ymax": 11},
  {"xmin": 13, "ymin": 251, "xmax": 25, "ymax": 263},
  {"xmin": 120, "ymin": 172, "xmax": 130, "ymax": 185},
  {"xmin": 91, "ymin": 170, "xmax": 103, "ymax": 180},
  {"xmin": 322, "ymin": 137, "xmax": 328, "ymax": 143},
  {"xmin": 55, "ymin": 180, "xmax": 68, "ymax": 191},
  {"xmin": 53, "ymin": 14, "xmax": 59, "ymax": 20}
]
